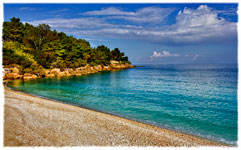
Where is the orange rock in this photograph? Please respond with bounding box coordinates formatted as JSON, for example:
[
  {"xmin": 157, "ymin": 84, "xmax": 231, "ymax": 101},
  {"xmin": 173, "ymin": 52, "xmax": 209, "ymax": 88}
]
[
  {"xmin": 23, "ymin": 73, "xmax": 38, "ymax": 80},
  {"xmin": 50, "ymin": 68, "xmax": 61, "ymax": 76},
  {"xmin": 4, "ymin": 73, "xmax": 22, "ymax": 80},
  {"xmin": 11, "ymin": 67, "xmax": 20, "ymax": 74}
]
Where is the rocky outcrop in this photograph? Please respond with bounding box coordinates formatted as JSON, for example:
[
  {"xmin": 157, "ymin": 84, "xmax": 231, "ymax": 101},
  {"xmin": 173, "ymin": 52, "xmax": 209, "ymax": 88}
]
[
  {"xmin": 110, "ymin": 60, "xmax": 134, "ymax": 69},
  {"xmin": 3, "ymin": 72, "xmax": 22, "ymax": 80},
  {"xmin": 23, "ymin": 73, "xmax": 38, "ymax": 80},
  {"xmin": 50, "ymin": 68, "xmax": 61, "ymax": 76},
  {"xmin": 3, "ymin": 62, "xmax": 134, "ymax": 81},
  {"xmin": 103, "ymin": 65, "xmax": 111, "ymax": 71},
  {"xmin": 110, "ymin": 63, "xmax": 134, "ymax": 69},
  {"xmin": 3, "ymin": 67, "xmax": 22, "ymax": 80},
  {"xmin": 11, "ymin": 67, "xmax": 20, "ymax": 74}
]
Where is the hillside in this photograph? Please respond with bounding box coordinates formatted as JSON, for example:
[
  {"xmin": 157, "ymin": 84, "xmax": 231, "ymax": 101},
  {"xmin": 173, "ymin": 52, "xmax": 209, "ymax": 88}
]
[{"xmin": 3, "ymin": 17, "xmax": 133, "ymax": 80}]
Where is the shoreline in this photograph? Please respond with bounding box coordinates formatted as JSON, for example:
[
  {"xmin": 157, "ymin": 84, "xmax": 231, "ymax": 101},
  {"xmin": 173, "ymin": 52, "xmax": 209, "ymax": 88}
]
[
  {"xmin": 4, "ymin": 85, "xmax": 229, "ymax": 146},
  {"xmin": 4, "ymin": 62, "xmax": 134, "ymax": 81},
  {"xmin": 5, "ymin": 83, "xmax": 231, "ymax": 146}
]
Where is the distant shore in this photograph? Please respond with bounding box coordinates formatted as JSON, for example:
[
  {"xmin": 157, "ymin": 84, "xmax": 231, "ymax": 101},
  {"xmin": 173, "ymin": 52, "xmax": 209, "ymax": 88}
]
[{"xmin": 4, "ymin": 86, "xmax": 228, "ymax": 146}]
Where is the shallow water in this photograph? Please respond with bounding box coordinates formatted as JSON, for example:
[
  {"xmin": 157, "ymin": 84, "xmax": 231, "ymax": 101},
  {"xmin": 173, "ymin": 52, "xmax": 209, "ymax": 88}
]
[{"xmin": 8, "ymin": 64, "xmax": 238, "ymax": 145}]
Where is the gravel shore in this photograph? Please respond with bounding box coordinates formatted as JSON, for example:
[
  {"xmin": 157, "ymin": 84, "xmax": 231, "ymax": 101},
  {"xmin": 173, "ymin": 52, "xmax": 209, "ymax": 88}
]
[{"xmin": 4, "ymin": 87, "xmax": 227, "ymax": 147}]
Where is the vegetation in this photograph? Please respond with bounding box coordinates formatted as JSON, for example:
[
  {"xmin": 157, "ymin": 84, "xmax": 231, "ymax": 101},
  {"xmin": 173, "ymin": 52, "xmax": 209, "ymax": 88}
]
[{"xmin": 3, "ymin": 17, "xmax": 131, "ymax": 73}]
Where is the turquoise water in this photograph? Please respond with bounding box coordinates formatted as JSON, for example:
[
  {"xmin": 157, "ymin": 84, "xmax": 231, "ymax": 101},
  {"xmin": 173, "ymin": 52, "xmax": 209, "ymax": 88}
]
[{"xmin": 8, "ymin": 64, "xmax": 238, "ymax": 145}]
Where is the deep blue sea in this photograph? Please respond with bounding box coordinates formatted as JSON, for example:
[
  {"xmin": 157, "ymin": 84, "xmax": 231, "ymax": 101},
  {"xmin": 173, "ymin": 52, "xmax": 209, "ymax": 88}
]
[{"xmin": 8, "ymin": 64, "xmax": 238, "ymax": 145}]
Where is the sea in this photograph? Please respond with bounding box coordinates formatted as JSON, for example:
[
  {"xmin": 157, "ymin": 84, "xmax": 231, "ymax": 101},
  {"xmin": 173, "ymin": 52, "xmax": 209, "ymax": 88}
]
[{"xmin": 7, "ymin": 64, "xmax": 238, "ymax": 145}]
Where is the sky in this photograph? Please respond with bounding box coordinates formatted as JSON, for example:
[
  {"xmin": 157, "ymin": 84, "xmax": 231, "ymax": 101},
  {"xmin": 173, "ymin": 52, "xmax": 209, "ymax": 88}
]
[{"xmin": 4, "ymin": 3, "xmax": 238, "ymax": 65}]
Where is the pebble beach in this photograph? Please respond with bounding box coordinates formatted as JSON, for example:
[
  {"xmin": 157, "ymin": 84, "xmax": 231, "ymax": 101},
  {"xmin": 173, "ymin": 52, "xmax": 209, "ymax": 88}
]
[{"xmin": 4, "ymin": 87, "xmax": 228, "ymax": 147}]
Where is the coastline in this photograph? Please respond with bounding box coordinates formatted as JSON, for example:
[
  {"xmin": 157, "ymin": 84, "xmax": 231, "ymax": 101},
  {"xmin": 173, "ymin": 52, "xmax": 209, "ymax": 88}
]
[
  {"xmin": 3, "ymin": 62, "xmax": 134, "ymax": 81},
  {"xmin": 4, "ymin": 86, "xmax": 229, "ymax": 146}
]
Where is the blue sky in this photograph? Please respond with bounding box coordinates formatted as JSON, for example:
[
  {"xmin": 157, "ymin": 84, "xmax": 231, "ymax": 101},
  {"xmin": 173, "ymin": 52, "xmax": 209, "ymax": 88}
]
[{"xmin": 4, "ymin": 3, "xmax": 238, "ymax": 65}]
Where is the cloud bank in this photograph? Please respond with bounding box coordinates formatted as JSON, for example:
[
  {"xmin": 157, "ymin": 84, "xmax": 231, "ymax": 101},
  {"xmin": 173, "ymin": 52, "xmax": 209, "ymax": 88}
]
[
  {"xmin": 81, "ymin": 6, "xmax": 175, "ymax": 24},
  {"xmin": 28, "ymin": 5, "xmax": 237, "ymax": 45}
]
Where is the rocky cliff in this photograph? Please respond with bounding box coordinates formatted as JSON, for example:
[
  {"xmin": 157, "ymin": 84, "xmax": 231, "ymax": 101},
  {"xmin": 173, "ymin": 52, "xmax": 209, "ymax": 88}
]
[{"xmin": 3, "ymin": 61, "xmax": 134, "ymax": 80}]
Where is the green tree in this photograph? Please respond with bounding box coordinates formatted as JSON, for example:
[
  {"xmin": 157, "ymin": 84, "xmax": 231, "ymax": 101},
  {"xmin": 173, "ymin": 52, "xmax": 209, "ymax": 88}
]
[
  {"xmin": 3, "ymin": 17, "xmax": 24, "ymax": 42},
  {"xmin": 3, "ymin": 17, "xmax": 131, "ymax": 74}
]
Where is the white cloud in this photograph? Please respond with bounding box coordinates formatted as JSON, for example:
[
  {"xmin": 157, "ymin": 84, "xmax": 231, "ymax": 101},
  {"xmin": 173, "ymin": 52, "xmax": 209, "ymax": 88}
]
[
  {"xmin": 151, "ymin": 50, "xmax": 180, "ymax": 58},
  {"xmin": 83, "ymin": 38, "xmax": 108, "ymax": 42},
  {"xmin": 176, "ymin": 5, "xmax": 223, "ymax": 27},
  {"xmin": 81, "ymin": 7, "xmax": 134, "ymax": 16},
  {"xmin": 214, "ymin": 7, "xmax": 237, "ymax": 16},
  {"xmin": 139, "ymin": 5, "xmax": 237, "ymax": 45},
  {"xmin": 29, "ymin": 17, "xmax": 117, "ymax": 30},
  {"xmin": 81, "ymin": 6, "xmax": 175, "ymax": 24},
  {"xmin": 19, "ymin": 7, "xmax": 36, "ymax": 11},
  {"xmin": 150, "ymin": 51, "xmax": 200, "ymax": 62},
  {"xmin": 166, "ymin": 5, "xmax": 237, "ymax": 43},
  {"xmin": 28, "ymin": 17, "xmax": 141, "ymax": 38},
  {"xmin": 27, "ymin": 5, "xmax": 237, "ymax": 45}
]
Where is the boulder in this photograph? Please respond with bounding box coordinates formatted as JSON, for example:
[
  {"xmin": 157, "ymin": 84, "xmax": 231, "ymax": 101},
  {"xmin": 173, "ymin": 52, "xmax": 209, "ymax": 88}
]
[
  {"xmin": 75, "ymin": 72, "xmax": 82, "ymax": 76},
  {"xmin": 46, "ymin": 74, "xmax": 55, "ymax": 78},
  {"xmin": 57, "ymin": 72, "xmax": 66, "ymax": 77},
  {"xmin": 4, "ymin": 73, "xmax": 22, "ymax": 80},
  {"xmin": 4, "ymin": 68, "xmax": 12, "ymax": 74},
  {"xmin": 3, "ymin": 67, "xmax": 21, "ymax": 80},
  {"xmin": 23, "ymin": 73, "xmax": 38, "ymax": 80},
  {"xmin": 103, "ymin": 65, "xmax": 111, "ymax": 71},
  {"xmin": 81, "ymin": 70, "xmax": 88, "ymax": 74},
  {"xmin": 68, "ymin": 69, "xmax": 75, "ymax": 74},
  {"xmin": 50, "ymin": 68, "xmax": 61, "ymax": 76},
  {"xmin": 110, "ymin": 60, "xmax": 119, "ymax": 64},
  {"xmin": 64, "ymin": 70, "xmax": 72, "ymax": 76},
  {"xmin": 11, "ymin": 67, "xmax": 20, "ymax": 74},
  {"xmin": 75, "ymin": 68, "xmax": 82, "ymax": 74},
  {"xmin": 44, "ymin": 69, "xmax": 51, "ymax": 76},
  {"xmin": 75, "ymin": 67, "xmax": 82, "ymax": 72},
  {"xmin": 84, "ymin": 64, "xmax": 90, "ymax": 69},
  {"xmin": 93, "ymin": 65, "xmax": 102, "ymax": 71}
]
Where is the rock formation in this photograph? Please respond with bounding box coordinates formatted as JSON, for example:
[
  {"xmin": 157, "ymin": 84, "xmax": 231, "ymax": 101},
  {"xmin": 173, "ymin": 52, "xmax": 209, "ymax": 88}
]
[{"xmin": 3, "ymin": 61, "xmax": 134, "ymax": 80}]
